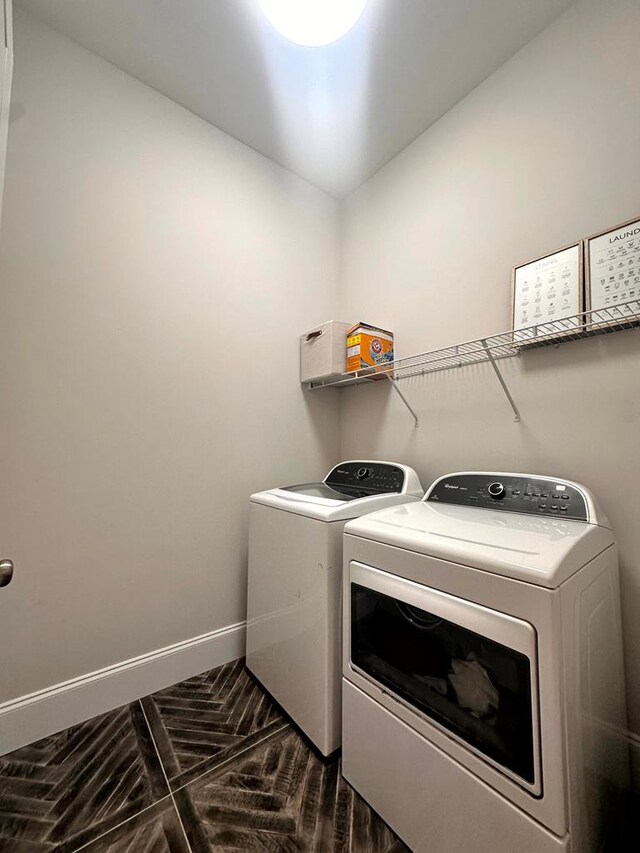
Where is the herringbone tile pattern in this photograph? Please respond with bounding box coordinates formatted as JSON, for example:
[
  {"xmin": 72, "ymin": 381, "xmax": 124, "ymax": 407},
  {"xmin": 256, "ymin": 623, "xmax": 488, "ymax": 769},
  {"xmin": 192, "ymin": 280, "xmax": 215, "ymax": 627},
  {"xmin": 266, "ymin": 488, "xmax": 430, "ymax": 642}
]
[
  {"xmin": 0, "ymin": 660, "xmax": 406, "ymax": 852},
  {"xmin": 64, "ymin": 800, "xmax": 190, "ymax": 853},
  {"xmin": 175, "ymin": 727, "xmax": 407, "ymax": 853},
  {"xmin": 142, "ymin": 660, "xmax": 286, "ymax": 788},
  {"xmin": 0, "ymin": 703, "xmax": 168, "ymax": 851}
]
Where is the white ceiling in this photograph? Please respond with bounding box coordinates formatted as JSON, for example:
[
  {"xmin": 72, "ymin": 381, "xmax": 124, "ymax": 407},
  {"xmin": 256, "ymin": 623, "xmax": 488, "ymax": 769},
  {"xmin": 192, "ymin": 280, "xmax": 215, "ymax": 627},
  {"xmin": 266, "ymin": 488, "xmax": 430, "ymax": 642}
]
[{"xmin": 18, "ymin": 0, "xmax": 575, "ymax": 198}]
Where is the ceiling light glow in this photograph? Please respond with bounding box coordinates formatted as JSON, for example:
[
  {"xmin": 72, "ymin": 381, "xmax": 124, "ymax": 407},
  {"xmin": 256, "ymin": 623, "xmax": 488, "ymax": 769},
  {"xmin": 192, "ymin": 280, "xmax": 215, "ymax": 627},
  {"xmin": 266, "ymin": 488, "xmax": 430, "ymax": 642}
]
[{"xmin": 256, "ymin": 0, "xmax": 369, "ymax": 47}]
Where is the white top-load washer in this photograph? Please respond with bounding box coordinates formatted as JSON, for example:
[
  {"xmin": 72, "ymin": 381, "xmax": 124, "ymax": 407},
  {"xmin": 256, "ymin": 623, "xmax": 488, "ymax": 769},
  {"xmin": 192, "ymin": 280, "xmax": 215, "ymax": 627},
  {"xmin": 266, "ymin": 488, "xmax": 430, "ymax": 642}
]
[
  {"xmin": 342, "ymin": 472, "xmax": 628, "ymax": 853},
  {"xmin": 246, "ymin": 460, "xmax": 422, "ymax": 755}
]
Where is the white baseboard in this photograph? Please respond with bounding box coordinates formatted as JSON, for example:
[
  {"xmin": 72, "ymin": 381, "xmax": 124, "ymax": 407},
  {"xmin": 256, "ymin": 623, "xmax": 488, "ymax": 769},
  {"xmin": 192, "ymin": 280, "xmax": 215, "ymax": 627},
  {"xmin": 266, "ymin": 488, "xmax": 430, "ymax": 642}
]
[{"xmin": 0, "ymin": 621, "xmax": 246, "ymax": 756}]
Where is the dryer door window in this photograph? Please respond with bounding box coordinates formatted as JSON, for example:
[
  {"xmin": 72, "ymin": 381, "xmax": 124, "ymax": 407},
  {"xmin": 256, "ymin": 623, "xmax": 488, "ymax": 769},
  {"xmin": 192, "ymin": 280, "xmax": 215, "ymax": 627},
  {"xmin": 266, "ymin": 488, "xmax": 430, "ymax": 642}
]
[{"xmin": 349, "ymin": 564, "xmax": 540, "ymax": 790}]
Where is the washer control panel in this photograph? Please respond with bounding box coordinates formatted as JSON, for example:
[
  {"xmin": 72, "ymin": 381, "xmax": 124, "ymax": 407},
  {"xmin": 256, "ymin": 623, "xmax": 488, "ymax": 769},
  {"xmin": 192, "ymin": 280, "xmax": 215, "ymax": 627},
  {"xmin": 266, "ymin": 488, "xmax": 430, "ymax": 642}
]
[
  {"xmin": 427, "ymin": 473, "xmax": 588, "ymax": 521},
  {"xmin": 326, "ymin": 462, "xmax": 405, "ymax": 494}
]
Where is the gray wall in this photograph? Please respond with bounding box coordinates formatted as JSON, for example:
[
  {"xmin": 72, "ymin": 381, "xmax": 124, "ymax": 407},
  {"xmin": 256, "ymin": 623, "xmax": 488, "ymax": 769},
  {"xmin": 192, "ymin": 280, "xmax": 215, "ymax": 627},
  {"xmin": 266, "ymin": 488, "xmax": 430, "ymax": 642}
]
[
  {"xmin": 2, "ymin": 0, "xmax": 639, "ymax": 773},
  {"xmin": 0, "ymin": 10, "xmax": 340, "ymax": 702},
  {"xmin": 340, "ymin": 0, "xmax": 640, "ymax": 746}
]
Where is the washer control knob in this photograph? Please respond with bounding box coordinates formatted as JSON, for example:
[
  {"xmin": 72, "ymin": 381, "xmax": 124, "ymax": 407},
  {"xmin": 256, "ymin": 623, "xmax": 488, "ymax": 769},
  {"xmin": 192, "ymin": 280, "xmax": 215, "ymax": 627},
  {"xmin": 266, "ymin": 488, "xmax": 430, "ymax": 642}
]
[
  {"xmin": 488, "ymin": 482, "xmax": 506, "ymax": 499},
  {"xmin": 356, "ymin": 467, "xmax": 370, "ymax": 480}
]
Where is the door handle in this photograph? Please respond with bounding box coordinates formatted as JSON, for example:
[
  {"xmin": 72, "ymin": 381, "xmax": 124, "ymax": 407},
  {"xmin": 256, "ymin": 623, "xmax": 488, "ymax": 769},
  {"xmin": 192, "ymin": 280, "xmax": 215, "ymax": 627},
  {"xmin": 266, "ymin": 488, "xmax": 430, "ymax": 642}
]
[{"xmin": 0, "ymin": 559, "xmax": 14, "ymax": 587}]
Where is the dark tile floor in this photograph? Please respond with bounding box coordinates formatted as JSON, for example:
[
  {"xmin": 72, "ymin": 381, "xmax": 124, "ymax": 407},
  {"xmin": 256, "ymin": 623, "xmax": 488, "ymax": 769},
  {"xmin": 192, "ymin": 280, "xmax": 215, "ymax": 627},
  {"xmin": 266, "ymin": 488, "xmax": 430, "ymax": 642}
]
[
  {"xmin": 0, "ymin": 660, "xmax": 407, "ymax": 852},
  {"xmin": 605, "ymin": 792, "xmax": 640, "ymax": 853}
]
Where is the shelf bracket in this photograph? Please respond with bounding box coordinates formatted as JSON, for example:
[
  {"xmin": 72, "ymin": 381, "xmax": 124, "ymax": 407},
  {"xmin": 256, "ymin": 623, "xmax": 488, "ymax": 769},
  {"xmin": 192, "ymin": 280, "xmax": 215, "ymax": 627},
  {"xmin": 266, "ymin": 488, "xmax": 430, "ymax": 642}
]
[
  {"xmin": 481, "ymin": 339, "xmax": 521, "ymax": 422},
  {"xmin": 386, "ymin": 375, "xmax": 419, "ymax": 428}
]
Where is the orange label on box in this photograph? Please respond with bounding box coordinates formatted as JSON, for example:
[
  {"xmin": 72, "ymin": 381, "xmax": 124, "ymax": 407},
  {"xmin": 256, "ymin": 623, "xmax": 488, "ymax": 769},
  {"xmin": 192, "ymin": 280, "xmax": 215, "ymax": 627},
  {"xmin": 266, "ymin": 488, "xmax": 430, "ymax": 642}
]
[{"xmin": 346, "ymin": 323, "xmax": 394, "ymax": 373}]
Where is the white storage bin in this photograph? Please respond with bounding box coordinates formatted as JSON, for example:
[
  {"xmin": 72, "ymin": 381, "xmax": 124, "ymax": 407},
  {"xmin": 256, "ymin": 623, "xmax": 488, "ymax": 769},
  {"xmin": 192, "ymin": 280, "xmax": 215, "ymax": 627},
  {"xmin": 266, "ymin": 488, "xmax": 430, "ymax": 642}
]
[{"xmin": 300, "ymin": 320, "xmax": 352, "ymax": 383}]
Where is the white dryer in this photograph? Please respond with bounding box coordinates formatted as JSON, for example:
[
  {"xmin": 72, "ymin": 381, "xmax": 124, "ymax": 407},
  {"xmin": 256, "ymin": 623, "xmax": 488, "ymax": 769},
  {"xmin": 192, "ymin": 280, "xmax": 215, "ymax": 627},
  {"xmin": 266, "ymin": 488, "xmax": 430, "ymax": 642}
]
[
  {"xmin": 246, "ymin": 460, "xmax": 422, "ymax": 756},
  {"xmin": 342, "ymin": 472, "xmax": 628, "ymax": 853}
]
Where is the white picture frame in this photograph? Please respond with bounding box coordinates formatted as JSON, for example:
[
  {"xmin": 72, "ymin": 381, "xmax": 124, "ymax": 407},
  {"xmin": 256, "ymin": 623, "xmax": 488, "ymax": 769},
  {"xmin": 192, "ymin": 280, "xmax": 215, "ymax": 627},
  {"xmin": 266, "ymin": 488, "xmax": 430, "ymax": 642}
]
[
  {"xmin": 585, "ymin": 216, "xmax": 640, "ymax": 324},
  {"xmin": 511, "ymin": 242, "xmax": 584, "ymax": 345}
]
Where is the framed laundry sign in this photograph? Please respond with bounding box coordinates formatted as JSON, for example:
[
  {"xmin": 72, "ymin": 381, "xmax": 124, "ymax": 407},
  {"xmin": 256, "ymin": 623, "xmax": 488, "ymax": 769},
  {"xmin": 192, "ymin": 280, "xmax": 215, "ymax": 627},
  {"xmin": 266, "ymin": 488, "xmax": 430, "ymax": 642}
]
[
  {"xmin": 511, "ymin": 242, "xmax": 583, "ymax": 345},
  {"xmin": 585, "ymin": 216, "xmax": 640, "ymax": 321}
]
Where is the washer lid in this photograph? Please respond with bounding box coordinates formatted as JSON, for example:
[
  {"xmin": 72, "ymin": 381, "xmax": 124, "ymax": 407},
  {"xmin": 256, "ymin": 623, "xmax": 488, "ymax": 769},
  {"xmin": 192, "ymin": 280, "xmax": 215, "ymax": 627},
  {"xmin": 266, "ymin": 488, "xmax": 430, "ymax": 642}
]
[
  {"xmin": 279, "ymin": 482, "xmax": 362, "ymax": 502},
  {"xmin": 250, "ymin": 487, "xmax": 421, "ymax": 521},
  {"xmin": 344, "ymin": 500, "xmax": 615, "ymax": 588},
  {"xmin": 249, "ymin": 461, "xmax": 423, "ymax": 521}
]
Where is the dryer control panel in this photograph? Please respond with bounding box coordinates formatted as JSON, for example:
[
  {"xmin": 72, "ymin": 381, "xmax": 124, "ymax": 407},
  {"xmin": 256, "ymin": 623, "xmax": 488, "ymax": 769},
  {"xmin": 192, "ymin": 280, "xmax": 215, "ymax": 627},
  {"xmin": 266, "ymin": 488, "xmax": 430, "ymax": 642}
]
[
  {"xmin": 427, "ymin": 473, "xmax": 588, "ymax": 522},
  {"xmin": 326, "ymin": 462, "xmax": 405, "ymax": 495}
]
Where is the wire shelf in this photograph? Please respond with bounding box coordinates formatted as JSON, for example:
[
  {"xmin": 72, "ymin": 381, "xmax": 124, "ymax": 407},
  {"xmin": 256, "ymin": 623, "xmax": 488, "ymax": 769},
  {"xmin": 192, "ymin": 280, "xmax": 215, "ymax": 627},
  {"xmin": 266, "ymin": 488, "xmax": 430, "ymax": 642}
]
[{"xmin": 306, "ymin": 300, "xmax": 640, "ymax": 390}]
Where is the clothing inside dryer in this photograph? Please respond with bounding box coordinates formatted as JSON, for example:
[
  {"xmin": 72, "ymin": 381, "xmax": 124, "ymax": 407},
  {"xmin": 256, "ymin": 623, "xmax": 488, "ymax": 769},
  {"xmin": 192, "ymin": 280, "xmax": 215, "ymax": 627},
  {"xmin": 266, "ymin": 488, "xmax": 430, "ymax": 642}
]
[{"xmin": 350, "ymin": 583, "xmax": 536, "ymax": 784}]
